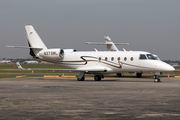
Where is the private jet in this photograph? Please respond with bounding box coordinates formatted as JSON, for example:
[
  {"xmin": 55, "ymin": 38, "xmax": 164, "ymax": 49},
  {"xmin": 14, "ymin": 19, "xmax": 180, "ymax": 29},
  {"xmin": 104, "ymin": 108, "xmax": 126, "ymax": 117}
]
[{"xmin": 7, "ymin": 25, "xmax": 175, "ymax": 82}]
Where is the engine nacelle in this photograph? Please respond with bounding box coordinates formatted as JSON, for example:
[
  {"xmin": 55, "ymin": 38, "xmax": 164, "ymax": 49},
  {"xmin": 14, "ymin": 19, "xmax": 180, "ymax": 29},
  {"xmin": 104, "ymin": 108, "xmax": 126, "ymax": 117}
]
[{"xmin": 38, "ymin": 48, "xmax": 64, "ymax": 60}]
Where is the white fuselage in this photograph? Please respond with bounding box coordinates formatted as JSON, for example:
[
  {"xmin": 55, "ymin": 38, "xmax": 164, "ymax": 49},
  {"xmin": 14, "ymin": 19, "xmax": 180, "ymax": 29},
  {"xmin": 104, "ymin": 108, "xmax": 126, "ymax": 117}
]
[{"xmin": 38, "ymin": 50, "xmax": 174, "ymax": 74}]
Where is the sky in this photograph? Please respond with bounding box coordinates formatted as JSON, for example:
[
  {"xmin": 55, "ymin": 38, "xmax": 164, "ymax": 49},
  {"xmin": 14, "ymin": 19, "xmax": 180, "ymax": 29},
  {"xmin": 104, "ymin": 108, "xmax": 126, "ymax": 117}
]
[{"xmin": 0, "ymin": 0, "xmax": 180, "ymax": 60}]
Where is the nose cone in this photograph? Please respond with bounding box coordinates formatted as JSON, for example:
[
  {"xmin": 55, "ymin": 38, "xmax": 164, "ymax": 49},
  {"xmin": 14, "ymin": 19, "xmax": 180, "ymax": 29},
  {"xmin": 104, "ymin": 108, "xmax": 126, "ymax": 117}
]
[
  {"xmin": 167, "ymin": 65, "xmax": 175, "ymax": 71},
  {"xmin": 155, "ymin": 61, "xmax": 175, "ymax": 72},
  {"xmin": 162, "ymin": 63, "xmax": 175, "ymax": 72}
]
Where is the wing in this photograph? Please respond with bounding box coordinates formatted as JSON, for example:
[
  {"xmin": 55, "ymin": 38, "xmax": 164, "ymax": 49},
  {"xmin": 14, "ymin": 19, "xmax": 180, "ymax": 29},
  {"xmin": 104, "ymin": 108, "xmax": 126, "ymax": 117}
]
[
  {"xmin": 6, "ymin": 45, "xmax": 43, "ymax": 50},
  {"xmin": 16, "ymin": 62, "xmax": 107, "ymax": 72}
]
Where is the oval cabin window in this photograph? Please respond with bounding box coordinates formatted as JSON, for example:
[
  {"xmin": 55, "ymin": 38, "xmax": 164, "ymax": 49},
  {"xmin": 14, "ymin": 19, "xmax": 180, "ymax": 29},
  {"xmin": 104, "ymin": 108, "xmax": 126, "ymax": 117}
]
[
  {"xmin": 130, "ymin": 57, "xmax": 133, "ymax": 61},
  {"xmin": 111, "ymin": 57, "xmax": 114, "ymax": 61}
]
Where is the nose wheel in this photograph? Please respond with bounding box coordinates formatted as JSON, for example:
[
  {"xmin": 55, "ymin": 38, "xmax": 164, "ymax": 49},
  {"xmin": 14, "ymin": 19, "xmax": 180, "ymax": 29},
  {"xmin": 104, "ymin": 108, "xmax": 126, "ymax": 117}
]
[{"xmin": 153, "ymin": 75, "xmax": 161, "ymax": 82}]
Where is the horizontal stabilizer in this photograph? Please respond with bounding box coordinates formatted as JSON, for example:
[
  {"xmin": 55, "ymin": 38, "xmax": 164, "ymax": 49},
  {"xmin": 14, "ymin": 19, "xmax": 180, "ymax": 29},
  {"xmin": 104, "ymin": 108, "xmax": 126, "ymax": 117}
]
[
  {"xmin": 86, "ymin": 36, "xmax": 129, "ymax": 51},
  {"xmin": 86, "ymin": 42, "xmax": 107, "ymax": 45},
  {"xmin": 113, "ymin": 43, "xmax": 129, "ymax": 45},
  {"xmin": 86, "ymin": 42, "xmax": 129, "ymax": 45},
  {"xmin": 6, "ymin": 45, "xmax": 43, "ymax": 50}
]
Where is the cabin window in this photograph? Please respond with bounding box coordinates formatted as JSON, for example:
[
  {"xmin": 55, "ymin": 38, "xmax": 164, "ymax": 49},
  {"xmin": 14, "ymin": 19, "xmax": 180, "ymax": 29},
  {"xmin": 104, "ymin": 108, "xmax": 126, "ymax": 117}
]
[
  {"xmin": 98, "ymin": 57, "xmax": 102, "ymax": 61},
  {"xmin": 124, "ymin": 57, "xmax": 127, "ymax": 61},
  {"xmin": 139, "ymin": 54, "xmax": 147, "ymax": 60},
  {"xmin": 146, "ymin": 54, "xmax": 156, "ymax": 60},
  {"xmin": 111, "ymin": 57, "xmax": 114, "ymax": 61},
  {"xmin": 130, "ymin": 57, "xmax": 133, "ymax": 61},
  {"xmin": 117, "ymin": 57, "xmax": 120, "ymax": 61},
  {"xmin": 105, "ymin": 57, "xmax": 108, "ymax": 61}
]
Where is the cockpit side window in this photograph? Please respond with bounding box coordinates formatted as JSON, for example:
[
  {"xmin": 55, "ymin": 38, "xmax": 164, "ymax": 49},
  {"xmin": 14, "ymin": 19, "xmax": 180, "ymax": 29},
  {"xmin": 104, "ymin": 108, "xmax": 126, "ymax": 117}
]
[
  {"xmin": 139, "ymin": 54, "xmax": 147, "ymax": 60},
  {"xmin": 146, "ymin": 54, "xmax": 156, "ymax": 60}
]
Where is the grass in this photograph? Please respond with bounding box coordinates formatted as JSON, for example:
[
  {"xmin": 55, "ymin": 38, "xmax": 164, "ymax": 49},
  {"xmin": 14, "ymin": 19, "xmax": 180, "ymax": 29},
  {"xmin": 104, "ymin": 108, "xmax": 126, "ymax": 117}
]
[
  {"xmin": 0, "ymin": 69, "xmax": 75, "ymax": 73},
  {"xmin": 0, "ymin": 74, "xmax": 64, "ymax": 79},
  {"xmin": 0, "ymin": 64, "xmax": 18, "ymax": 69},
  {"xmin": 0, "ymin": 63, "xmax": 75, "ymax": 79},
  {"xmin": 0, "ymin": 75, "xmax": 18, "ymax": 79},
  {"xmin": 0, "ymin": 63, "xmax": 74, "ymax": 73},
  {"xmin": 0, "ymin": 63, "xmax": 68, "ymax": 69},
  {"xmin": 0, "ymin": 74, "xmax": 44, "ymax": 79},
  {"xmin": 174, "ymin": 66, "xmax": 180, "ymax": 69}
]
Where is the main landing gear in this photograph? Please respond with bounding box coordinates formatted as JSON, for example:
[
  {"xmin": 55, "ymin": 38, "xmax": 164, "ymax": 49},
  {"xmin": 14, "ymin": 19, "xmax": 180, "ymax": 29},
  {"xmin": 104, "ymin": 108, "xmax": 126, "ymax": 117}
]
[
  {"xmin": 77, "ymin": 72, "xmax": 103, "ymax": 81},
  {"xmin": 116, "ymin": 73, "xmax": 122, "ymax": 77},
  {"xmin": 77, "ymin": 72, "xmax": 161, "ymax": 82},
  {"xmin": 77, "ymin": 72, "xmax": 85, "ymax": 81},
  {"xmin": 153, "ymin": 75, "xmax": 161, "ymax": 82},
  {"xmin": 136, "ymin": 73, "xmax": 142, "ymax": 78}
]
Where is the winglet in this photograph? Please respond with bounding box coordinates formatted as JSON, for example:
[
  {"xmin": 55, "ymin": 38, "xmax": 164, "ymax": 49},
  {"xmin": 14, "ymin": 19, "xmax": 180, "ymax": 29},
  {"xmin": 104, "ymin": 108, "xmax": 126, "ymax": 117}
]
[{"xmin": 16, "ymin": 62, "xmax": 25, "ymax": 70}]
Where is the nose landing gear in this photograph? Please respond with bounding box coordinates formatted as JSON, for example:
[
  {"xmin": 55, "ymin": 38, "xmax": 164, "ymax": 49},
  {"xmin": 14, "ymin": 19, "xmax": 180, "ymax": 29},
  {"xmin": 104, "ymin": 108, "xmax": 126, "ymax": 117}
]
[{"xmin": 153, "ymin": 75, "xmax": 161, "ymax": 82}]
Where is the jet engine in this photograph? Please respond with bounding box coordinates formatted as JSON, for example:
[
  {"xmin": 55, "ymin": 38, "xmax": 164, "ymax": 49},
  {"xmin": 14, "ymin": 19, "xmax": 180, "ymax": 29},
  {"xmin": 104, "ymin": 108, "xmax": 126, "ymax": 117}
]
[{"xmin": 38, "ymin": 48, "xmax": 64, "ymax": 60}]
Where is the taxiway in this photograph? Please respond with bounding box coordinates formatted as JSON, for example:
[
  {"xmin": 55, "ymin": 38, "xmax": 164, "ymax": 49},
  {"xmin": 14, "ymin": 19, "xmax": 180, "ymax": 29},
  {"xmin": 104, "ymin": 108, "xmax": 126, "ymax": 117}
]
[{"xmin": 0, "ymin": 77, "xmax": 180, "ymax": 120}]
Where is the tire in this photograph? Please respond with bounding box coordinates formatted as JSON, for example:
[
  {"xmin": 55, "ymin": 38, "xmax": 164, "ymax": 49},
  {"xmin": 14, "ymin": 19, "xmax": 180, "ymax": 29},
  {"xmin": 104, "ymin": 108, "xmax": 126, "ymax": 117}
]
[
  {"xmin": 136, "ymin": 73, "xmax": 142, "ymax": 78},
  {"xmin": 94, "ymin": 75, "xmax": 101, "ymax": 81},
  {"xmin": 116, "ymin": 73, "xmax": 122, "ymax": 77},
  {"xmin": 77, "ymin": 76, "xmax": 85, "ymax": 81}
]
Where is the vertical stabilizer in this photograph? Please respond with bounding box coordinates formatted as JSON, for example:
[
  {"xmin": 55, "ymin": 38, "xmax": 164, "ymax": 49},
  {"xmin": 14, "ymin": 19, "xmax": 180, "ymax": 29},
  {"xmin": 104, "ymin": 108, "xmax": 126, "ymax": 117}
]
[
  {"xmin": 25, "ymin": 25, "xmax": 47, "ymax": 58},
  {"xmin": 104, "ymin": 36, "xmax": 119, "ymax": 51}
]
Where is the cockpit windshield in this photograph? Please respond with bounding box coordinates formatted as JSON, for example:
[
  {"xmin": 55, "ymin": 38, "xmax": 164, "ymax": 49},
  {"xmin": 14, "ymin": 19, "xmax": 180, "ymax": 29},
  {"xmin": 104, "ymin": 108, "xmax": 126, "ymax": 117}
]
[
  {"xmin": 139, "ymin": 54, "xmax": 157, "ymax": 60},
  {"xmin": 146, "ymin": 54, "xmax": 156, "ymax": 60}
]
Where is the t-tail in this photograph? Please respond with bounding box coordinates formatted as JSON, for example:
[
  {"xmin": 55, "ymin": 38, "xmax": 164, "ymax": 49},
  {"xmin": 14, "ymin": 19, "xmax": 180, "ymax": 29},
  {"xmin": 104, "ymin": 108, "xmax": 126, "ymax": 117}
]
[
  {"xmin": 86, "ymin": 36, "xmax": 129, "ymax": 51},
  {"xmin": 104, "ymin": 36, "xmax": 119, "ymax": 51},
  {"xmin": 7, "ymin": 25, "xmax": 64, "ymax": 61},
  {"xmin": 25, "ymin": 25, "xmax": 47, "ymax": 58}
]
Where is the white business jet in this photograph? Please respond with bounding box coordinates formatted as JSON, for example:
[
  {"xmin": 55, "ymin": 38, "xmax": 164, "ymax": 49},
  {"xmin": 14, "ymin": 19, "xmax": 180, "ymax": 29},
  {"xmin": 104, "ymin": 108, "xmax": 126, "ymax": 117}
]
[{"xmin": 7, "ymin": 25, "xmax": 174, "ymax": 82}]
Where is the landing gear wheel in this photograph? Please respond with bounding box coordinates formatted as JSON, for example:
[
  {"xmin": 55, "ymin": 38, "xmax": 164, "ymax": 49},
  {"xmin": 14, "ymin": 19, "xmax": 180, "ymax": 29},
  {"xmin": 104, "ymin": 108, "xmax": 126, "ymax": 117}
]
[
  {"xmin": 154, "ymin": 79, "xmax": 158, "ymax": 82},
  {"xmin": 77, "ymin": 72, "xmax": 85, "ymax": 81},
  {"xmin": 153, "ymin": 75, "xmax": 161, "ymax": 82},
  {"xmin": 116, "ymin": 73, "xmax": 122, "ymax": 77},
  {"xmin": 136, "ymin": 73, "xmax": 142, "ymax": 78},
  {"xmin": 77, "ymin": 76, "xmax": 85, "ymax": 81},
  {"xmin": 94, "ymin": 75, "xmax": 101, "ymax": 81}
]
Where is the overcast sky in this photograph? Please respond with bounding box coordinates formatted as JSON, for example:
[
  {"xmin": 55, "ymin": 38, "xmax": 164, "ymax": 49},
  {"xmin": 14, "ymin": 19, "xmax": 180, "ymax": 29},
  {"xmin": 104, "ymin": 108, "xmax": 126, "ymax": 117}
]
[{"xmin": 0, "ymin": 0, "xmax": 180, "ymax": 60}]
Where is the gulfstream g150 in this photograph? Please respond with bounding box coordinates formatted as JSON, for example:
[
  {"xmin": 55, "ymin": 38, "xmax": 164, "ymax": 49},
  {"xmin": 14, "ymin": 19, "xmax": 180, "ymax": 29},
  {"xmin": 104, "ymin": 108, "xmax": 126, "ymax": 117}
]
[{"xmin": 7, "ymin": 25, "xmax": 174, "ymax": 82}]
